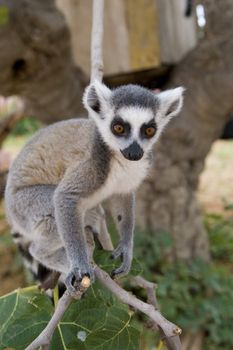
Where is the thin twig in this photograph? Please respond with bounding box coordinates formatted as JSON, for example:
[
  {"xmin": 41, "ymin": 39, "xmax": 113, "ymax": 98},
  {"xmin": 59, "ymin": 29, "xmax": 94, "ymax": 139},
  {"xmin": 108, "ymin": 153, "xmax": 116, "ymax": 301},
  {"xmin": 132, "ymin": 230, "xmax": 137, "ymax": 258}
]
[
  {"xmin": 26, "ymin": 268, "xmax": 181, "ymax": 350},
  {"xmin": 95, "ymin": 266, "xmax": 182, "ymax": 339},
  {"xmin": 25, "ymin": 278, "xmax": 90, "ymax": 350},
  {"xmin": 131, "ymin": 275, "xmax": 158, "ymax": 307},
  {"xmin": 94, "ymin": 212, "xmax": 183, "ymax": 345},
  {"xmin": 91, "ymin": 0, "xmax": 105, "ymax": 83},
  {"xmin": 130, "ymin": 276, "xmax": 182, "ymax": 349},
  {"xmin": 25, "ymin": 291, "xmax": 72, "ymax": 350},
  {"xmin": 159, "ymin": 327, "xmax": 183, "ymax": 350}
]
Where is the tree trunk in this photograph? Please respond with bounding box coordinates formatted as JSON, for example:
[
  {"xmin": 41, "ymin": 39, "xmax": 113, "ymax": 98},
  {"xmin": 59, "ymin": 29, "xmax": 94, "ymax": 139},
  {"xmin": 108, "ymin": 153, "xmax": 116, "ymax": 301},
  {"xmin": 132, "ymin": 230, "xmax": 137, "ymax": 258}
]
[
  {"xmin": 0, "ymin": 0, "xmax": 86, "ymax": 123},
  {"xmin": 137, "ymin": 0, "xmax": 233, "ymax": 261}
]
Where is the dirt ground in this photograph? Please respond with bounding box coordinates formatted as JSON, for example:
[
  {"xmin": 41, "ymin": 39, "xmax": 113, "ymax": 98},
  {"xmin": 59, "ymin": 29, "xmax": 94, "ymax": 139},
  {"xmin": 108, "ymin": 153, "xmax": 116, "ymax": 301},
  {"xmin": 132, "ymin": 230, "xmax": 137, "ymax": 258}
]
[
  {"xmin": 198, "ymin": 140, "xmax": 233, "ymax": 215},
  {"xmin": 0, "ymin": 138, "xmax": 232, "ymax": 296}
]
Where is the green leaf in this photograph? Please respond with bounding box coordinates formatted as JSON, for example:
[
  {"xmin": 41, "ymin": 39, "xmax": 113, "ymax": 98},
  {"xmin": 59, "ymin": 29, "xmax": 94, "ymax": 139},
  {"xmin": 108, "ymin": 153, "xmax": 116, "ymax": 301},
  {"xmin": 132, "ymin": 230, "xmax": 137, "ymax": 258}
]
[
  {"xmin": 0, "ymin": 282, "xmax": 140, "ymax": 349},
  {"xmin": 54, "ymin": 283, "xmax": 140, "ymax": 349},
  {"xmin": 85, "ymin": 307, "xmax": 140, "ymax": 350},
  {"xmin": 0, "ymin": 238, "xmax": 143, "ymax": 349},
  {"xmin": 0, "ymin": 287, "xmax": 53, "ymax": 350}
]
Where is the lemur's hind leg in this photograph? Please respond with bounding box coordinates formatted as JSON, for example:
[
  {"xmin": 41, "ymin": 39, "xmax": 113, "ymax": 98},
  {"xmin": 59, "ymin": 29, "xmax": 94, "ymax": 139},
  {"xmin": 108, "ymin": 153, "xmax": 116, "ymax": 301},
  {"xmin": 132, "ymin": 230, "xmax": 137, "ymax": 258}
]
[
  {"xmin": 85, "ymin": 205, "xmax": 113, "ymax": 250},
  {"xmin": 7, "ymin": 184, "xmax": 67, "ymax": 271},
  {"xmin": 7, "ymin": 185, "xmax": 61, "ymax": 244},
  {"xmin": 29, "ymin": 243, "xmax": 69, "ymax": 274},
  {"xmin": 29, "ymin": 206, "xmax": 106, "ymax": 275},
  {"xmin": 40, "ymin": 271, "xmax": 61, "ymax": 291},
  {"xmin": 107, "ymin": 194, "xmax": 135, "ymax": 278}
]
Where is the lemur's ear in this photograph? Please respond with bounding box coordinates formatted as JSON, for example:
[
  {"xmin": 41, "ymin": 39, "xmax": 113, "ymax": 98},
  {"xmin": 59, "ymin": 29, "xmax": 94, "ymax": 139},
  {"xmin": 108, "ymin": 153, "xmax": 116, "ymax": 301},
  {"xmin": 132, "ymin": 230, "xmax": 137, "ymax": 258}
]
[
  {"xmin": 83, "ymin": 81, "xmax": 111, "ymax": 117},
  {"xmin": 157, "ymin": 87, "xmax": 185, "ymax": 122}
]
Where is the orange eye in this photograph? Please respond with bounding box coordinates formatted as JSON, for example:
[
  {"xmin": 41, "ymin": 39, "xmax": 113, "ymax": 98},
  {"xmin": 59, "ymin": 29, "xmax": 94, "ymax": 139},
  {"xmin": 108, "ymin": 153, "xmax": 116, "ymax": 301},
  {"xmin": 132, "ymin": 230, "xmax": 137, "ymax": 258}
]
[
  {"xmin": 145, "ymin": 126, "xmax": 156, "ymax": 138},
  {"xmin": 113, "ymin": 124, "xmax": 124, "ymax": 134}
]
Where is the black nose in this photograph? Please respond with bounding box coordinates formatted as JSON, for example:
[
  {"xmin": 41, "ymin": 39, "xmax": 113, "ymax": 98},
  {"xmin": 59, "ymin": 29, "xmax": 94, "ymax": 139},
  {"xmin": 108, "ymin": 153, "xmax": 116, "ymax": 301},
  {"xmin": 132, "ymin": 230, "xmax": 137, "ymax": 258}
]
[{"xmin": 121, "ymin": 141, "xmax": 144, "ymax": 161}]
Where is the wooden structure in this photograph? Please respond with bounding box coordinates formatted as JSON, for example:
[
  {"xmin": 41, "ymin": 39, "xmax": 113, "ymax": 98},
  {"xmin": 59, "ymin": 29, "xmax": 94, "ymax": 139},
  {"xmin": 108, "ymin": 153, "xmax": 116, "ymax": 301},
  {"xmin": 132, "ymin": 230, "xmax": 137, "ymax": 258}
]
[{"xmin": 56, "ymin": 0, "xmax": 197, "ymax": 76}]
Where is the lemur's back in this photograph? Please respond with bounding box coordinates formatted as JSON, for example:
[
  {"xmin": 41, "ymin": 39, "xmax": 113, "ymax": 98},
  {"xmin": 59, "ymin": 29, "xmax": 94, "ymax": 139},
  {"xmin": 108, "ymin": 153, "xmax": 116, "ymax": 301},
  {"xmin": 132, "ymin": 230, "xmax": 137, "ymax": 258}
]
[{"xmin": 7, "ymin": 118, "xmax": 95, "ymax": 191}]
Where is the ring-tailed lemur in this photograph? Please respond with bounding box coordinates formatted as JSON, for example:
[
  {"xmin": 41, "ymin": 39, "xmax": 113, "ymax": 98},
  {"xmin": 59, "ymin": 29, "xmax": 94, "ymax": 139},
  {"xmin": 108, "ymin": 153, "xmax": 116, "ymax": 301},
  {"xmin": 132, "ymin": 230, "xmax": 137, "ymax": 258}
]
[{"xmin": 5, "ymin": 81, "xmax": 184, "ymax": 296}]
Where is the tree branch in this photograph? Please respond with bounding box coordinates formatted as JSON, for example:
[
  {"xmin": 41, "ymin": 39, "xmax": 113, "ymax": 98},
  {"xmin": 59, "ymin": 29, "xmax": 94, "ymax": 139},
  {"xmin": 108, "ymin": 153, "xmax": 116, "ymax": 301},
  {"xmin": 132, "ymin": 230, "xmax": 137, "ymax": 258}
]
[
  {"xmin": 130, "ymin": 276, "xmax": 182, "ymax": 350},
  {"xmin": 90, "ymin": 0, "xmax": 105, "ymax": 83},
  {"xmin": 26, "ymin": 268, "xmax": 181, "ymax": 350},
  {"xmin": 95, "ymin": 266, "xmax": 182, "ymax": 339},
  {"xmin": 131, "ymin": 275, "xmax": 158, "ymax": 307},
  {"xmin": 91, "ymin": 211, "xmax": 183, "ymax": 347},
  {"xmin": 25, "ymin": 277, "xmax": 91, "ymax": 350},
  {"xmin": 90, "ymin": 207, "xmax": 183, "ymax": 349}
]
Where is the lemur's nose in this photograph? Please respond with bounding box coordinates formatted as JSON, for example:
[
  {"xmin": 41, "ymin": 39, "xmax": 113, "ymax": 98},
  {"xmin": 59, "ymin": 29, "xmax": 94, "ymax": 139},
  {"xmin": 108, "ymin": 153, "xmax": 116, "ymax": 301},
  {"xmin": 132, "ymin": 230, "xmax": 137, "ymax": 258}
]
[{"xmin": 121, "ymin": 141, "xmax": 144, "ymax": 161}]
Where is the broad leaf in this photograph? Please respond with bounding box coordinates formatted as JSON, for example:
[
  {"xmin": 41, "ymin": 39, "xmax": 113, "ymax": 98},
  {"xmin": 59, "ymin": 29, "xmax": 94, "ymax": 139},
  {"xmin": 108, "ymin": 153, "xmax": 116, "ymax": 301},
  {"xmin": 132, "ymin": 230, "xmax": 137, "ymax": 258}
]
[
  {"xmin": 85, "ymin": 307, "xmax": 139, "ymax": 350},
  {"xmin": 0, "ymin": 243, "xmax": 142, "ymax": 349},
  {"xmin": 0, "ymin": 284, "xmax": 140, "ymax": 349},
  {"xmin": 0, "ymin": 287, "xmax": 53, "ymax": 349}
]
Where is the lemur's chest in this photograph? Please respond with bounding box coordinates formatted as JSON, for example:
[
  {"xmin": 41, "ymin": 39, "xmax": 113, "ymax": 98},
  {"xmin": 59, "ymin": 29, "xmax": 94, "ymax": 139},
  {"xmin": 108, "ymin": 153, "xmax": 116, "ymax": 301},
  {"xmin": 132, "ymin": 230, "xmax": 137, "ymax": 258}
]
[
  {"xmin": 106, "ymin": 158, "xmax": 149, "ymax": 193},
  {"xmin": 83, "ymin": 157, "xmax": 149, "ymax": 210}
]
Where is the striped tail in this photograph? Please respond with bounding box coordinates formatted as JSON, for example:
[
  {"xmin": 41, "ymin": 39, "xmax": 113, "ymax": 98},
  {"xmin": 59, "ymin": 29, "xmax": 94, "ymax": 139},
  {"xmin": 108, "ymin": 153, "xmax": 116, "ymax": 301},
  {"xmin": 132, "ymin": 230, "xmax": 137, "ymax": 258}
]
[{"xmin": 12, "ymin": 231, "xmax": 54, "ymax": 286}]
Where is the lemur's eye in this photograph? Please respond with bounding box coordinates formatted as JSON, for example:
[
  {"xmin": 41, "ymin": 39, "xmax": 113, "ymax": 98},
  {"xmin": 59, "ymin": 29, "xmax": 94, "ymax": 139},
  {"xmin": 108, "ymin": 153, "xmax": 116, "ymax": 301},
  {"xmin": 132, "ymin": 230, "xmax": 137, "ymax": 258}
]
[
  {"xmin": 145, "ymin": 126, "xmax": 156, "ymax": 138},
  {"xmin": 113, "ymin": 124, "xmax": 124, "ymax": 135},
  {"xmin": 111, "ymin": 118, "xmax": 130, "ymax": 137}
]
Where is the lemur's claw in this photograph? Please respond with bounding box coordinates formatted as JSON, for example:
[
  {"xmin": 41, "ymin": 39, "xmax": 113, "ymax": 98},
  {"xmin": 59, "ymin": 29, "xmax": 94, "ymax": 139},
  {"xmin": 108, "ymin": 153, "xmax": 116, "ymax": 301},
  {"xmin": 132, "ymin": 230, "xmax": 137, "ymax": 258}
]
[
  {"xmin": 110, "ymin": 243, "xmax": 132, "ymax": 279},
  {"xmin": 111, "ymin": 264, "xmax": 130, "ymax": 279},
  {"xmin": 65, "ymin": 268, "xmax": 79, "ymax": 295},
  {"xmin": 65, "ymin": 266, "xmax": 94, "ymax": 296}
]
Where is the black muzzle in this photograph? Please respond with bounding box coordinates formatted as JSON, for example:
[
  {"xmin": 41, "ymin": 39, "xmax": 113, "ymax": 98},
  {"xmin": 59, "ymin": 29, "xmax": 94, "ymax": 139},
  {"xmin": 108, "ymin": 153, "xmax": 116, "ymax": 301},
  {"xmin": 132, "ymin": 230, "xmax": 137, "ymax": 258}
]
[{"xmin": 121, "ymin": 141, "xmax": 144, "ymax": 161}]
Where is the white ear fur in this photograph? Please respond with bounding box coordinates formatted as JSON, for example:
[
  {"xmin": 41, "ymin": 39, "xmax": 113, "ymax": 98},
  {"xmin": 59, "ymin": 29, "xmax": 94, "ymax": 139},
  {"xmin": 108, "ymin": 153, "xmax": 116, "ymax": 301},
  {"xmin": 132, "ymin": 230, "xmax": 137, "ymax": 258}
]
[
  {"xmin": 157, "ymin": 87, "xmax": 185, "ymax": 120},
  {"xmin": 83, "ymin": 80, "xmax": 111, "ymax": 116}
]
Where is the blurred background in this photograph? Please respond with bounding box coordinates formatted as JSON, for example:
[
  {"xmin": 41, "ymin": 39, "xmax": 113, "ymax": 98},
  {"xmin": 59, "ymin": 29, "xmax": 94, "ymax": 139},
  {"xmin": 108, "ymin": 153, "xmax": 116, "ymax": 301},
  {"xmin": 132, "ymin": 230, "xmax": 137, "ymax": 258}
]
[{"xmin": 0, "ymin": 0, "xmax": 232, "ymax": 349}]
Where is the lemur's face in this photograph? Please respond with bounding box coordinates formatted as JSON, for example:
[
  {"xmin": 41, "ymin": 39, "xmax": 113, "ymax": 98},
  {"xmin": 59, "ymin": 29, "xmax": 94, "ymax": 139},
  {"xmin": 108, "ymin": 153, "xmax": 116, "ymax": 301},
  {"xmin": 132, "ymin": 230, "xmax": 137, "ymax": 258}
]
[
  {"xmin": 83, "ymin": 82, "xmax": 184, "ymax": 161},
  {"xmin": 109, "ymin": 106, "xmax": 157, "ymax": 161}
]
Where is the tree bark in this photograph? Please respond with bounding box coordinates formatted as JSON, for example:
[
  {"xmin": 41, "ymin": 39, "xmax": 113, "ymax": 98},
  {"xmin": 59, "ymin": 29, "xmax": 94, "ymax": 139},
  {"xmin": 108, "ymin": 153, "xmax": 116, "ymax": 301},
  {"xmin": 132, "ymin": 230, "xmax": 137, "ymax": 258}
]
[
  {"xmin": 0, "ymin": 0, "xmax": 86, "ymax": 123},
  {"xmin": 137, "ymin": 0, "xmax": 233, "ymax": 261}
]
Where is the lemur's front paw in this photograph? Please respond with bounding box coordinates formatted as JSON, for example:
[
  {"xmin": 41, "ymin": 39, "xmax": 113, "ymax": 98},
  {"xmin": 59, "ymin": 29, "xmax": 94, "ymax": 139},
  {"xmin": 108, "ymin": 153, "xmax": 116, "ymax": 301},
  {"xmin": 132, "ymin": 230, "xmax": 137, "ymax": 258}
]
[
  {"xmin": 110, "ymin": 242, "xmax": 133, "ymax": 279},
  {"xmin": 65, "ymin": 265, "xmax": 94, "ymax": 297}
]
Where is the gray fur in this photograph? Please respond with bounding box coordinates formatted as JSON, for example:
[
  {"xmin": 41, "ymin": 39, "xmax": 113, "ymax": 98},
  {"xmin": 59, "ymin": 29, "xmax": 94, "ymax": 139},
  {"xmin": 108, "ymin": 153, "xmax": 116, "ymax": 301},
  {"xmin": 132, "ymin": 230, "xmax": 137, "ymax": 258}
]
[
  {"xmin": 111, "ymin": 84, "xmax": 158, "ymax": 111},
  {"xmin": 5, "ymin": 82, "xmax": 184, "ymax": 295},
  {"xmin": 92, "ymin": 130, "xmax": 112, "ymax": 182},
  {"xmin": 108, "ymin": 194, "xmax": 135, "ymax": 277}
]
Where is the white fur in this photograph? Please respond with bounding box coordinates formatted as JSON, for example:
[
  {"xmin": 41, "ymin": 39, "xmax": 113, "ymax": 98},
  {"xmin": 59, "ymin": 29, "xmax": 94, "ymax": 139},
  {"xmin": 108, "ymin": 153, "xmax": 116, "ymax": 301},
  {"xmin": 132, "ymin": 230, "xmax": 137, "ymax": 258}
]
[
  {"xmin": 82, "ymin": 155, "xmax": 150, "ymax": 211},
  {"xmin": 119, "ymin": 106, "xmax": 154, "ymax": 132},
  {"xmin": 83, "ymin": 80, "xmax": 111, "ymax": 119},
  {"xmin": 83, "ymin": 81, "xmax": 184, "ymax": 170},
  {"xmin": 98, "ymin": 106, "xmax": 157, "ymax": 153},
  {"xmin": 156, "ymin": 87, "xmax": 185, "ymax": 127}
]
